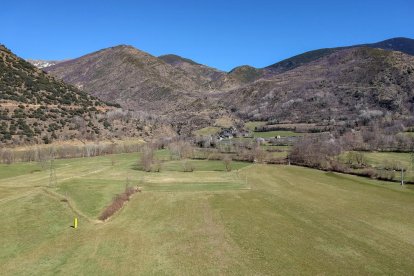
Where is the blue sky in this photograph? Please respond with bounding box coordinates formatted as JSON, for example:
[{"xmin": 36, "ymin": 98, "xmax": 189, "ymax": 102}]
[{"xmin": 2, "ymin": 0, "xmax": 413, "ymax": 71}]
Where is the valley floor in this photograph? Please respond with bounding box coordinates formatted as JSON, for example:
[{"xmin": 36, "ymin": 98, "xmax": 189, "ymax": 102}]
[{"xmin": 1, "ymin": 152, "xmax": 414, "ymax": 275}]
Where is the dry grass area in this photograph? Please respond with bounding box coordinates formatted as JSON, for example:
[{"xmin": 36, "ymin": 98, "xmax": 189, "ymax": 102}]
[{"xmin": 214, "ymin": 116, "xmax": 234, "ymax": 128}]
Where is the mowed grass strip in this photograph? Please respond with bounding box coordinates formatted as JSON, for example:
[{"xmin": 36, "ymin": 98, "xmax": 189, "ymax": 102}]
[
  {"xmin": 144, "ymin": 182, "xmax": 247, "ymax": 192},
  {"xmin": 0, "ymin": 162, "xmax": 44, "ymax": 180},
  {"xmin": 160, "ymin": 159, "xmax": 250, "ymax": 172}
]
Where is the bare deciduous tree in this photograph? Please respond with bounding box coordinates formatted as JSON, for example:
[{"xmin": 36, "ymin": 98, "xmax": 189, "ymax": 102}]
[
  {"xmin": 140, "ymin": 144, "xmax": 155, "ymax": 172},
  {"xmin": 110, "ymin": 155, "xmax": 116, "ymax": 166},
  {"xmin": 222, "ymin": 155, "xmax": 232, "ymax": 172},
  {"xmin": 1, "ymin": 149, "xmax": 14, "ymax": 164},
  {"xmin": 289, "ymin": 134, "xmax": 341, "ymax": 169},
  {"xmin": 252, "ymin": 146, "xmax": 267, "ymax": 163},
  {"xmin": 168, "ymin": 140, "xmax": 193, "ymax": 160}
]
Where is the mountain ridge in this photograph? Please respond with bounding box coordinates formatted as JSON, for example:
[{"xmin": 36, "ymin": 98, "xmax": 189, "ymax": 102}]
[{"xmin": 264, "ymin": 37, "xmax": 414, "ymax": 75}]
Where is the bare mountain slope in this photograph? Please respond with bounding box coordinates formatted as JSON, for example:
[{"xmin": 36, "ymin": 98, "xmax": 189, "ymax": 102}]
[
  {"xmin": 46, "ymin": 45, "xmax": 204, "ymax": 113},
  {"xmin": 158, "ymin": 55, "xmax": 266, "ymax": 91},
  {"xmin": 224, "ymin": 47, "xmax": 414, "ymax": 123}
]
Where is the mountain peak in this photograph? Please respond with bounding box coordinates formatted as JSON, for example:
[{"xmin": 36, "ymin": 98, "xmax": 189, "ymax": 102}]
[
  {"xmin": 159, "ymin": 54, "xmax": 200, "ymax": 66},
  {"xmin": 45, "ymin": 44, "xmax": 204, "ymax": 113},
  {"xmin": 110, "ymin": 44, "xmax": 135, "ymax": 50},
  {"xmin": 228, "ymin": 65, "xmax": 263, "ymax": 83}
]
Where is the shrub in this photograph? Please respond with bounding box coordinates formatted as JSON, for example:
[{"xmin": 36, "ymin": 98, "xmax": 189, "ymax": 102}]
[
  {"xmin": 99, "ymin": 186, "xmax": 138, "ymax": 221},
  {"xmin": 377, "ymin": 170, "xmax": 396, "ymax": 181},
  {"xmin": 168, "ymin": 140, "xmax": 193, "ymax": 160},
  {"xmin": 358, "ymin": 168, "xmax": 378, "ymax": 179},
  {"xmin": 182, "ymin": 160, "xmax": 194, "ymax": 172}
]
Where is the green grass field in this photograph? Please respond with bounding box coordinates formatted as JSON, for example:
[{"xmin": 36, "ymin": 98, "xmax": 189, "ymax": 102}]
[
  {"xmin": 245, "ymin": 121, "xmax": 306, "ymax": 138},
  {"xmin": 1, "ymin": 152, "xmax": 414, "ymax": 274},
  {"xmin": 363, "ymin": 151, "xmax": 412, "ymax": 168},
  {"xmin": 245, "ymin": 121, "xmax": 302, "ymax": 138},
  {"xmin": 340, "ymin": 151, "xmax": 414, "ymax": 182},
  {"xmin": 253, "ymin": 130, "xmax": 303, "ymax": 138}
]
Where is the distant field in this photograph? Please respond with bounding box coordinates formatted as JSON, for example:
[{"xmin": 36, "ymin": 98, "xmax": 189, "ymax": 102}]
[
  {"xmin": 253, "ymin": 130, "xmax": 303, "ymax": 138},
  {"xmin": 266, "ymin": 151, "xmax": 288, "ymax": 159},
  {"xmin": 363, "ymin": 151, "xmax": 412, "ymax": 168},
  {"xmin": 340, "ymin": 151, "xmax": 412, "ymax": 167},
  {"xmin": 245, "ymin": 121, "xmax": 266, "ymax": 131},
  {"xmin": 402, "ymin": 131, "xmax": 414, "ymax": 137},
  {"xmin": 340, "ymin": 151, "xmax": 414, "ymax": 181},
  {"xmin": 262, "ymin": 145, "xmax": 291, "ymax": 151},
  {"xmin": 245, "ymin": 121, "xmax": 305, "ymax": 138},
  {"xmin": 245, "ymin": 121, "xmax": 320, "ymax": 133},
  {"xmin": 195, "ymin": 121, "xmax": 306, "ymax": 138},
  {"xmin": 1, "ymin": 151, "xmax": 414, "ymax": 274},
  {"xmin": 193, "ymin": 126, "xmax": 220, "ymax": 136}
]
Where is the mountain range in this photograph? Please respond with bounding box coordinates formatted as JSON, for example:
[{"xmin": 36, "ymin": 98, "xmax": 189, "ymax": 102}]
[
  {"xmin": 43, "ymin": 37, "xmax": 414, "ymax": 127},
  {"xmin": 2, "ymin": 37, "xmax": 414, "ymax": 143}
]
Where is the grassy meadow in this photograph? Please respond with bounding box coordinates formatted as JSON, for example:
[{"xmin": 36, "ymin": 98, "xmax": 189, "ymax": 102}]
[
  {"xmin": 245, "ymin": 121, "xmax": 305, "ymax": 138},
  {"xmin": 1, "ymin": 150, "xmax": 414, "ymax": 274}
]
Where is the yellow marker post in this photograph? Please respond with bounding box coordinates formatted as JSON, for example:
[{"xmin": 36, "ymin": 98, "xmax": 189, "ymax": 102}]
[{"xmin": 74, "ymin": 217, "xmax": 78, "ymax": 229}]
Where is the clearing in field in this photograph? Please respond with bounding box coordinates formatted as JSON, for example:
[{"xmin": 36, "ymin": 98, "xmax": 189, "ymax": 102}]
[{"xmin": 1, "ymin": 151, "xmax": 414, "ymax": 275}]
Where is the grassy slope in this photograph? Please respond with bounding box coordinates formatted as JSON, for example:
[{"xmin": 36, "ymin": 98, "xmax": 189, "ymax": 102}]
[
  {"xmin": 245, "ymin": 121, "xmax": 266, "ymax": 131},
  {"xmin": 1, "ymin": 153, "xmax": 414, "ymax": 274}
]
